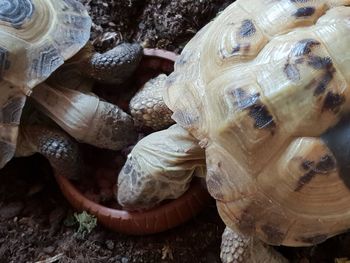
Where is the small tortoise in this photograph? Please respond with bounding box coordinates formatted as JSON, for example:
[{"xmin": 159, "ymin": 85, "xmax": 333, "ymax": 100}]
[
  {"xmin": 0, "ymin": 0, "xmax": 142, "ymax": 178},
  {"xmin": 118, "ymin": 1, "xmax": 350, "ymax": 262}
]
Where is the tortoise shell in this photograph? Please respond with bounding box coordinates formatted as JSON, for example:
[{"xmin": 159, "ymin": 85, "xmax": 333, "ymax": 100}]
[
  {"xmin": 0, "ymin": 0, "xmax": 91, "ymax": 168},
  {"xmin": 164, "ymin": 0, "xmax": 350, "ymax": 246}
]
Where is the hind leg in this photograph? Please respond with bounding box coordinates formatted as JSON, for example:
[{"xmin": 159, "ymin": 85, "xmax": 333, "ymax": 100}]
[
  {"xmin": 17, "ymin": 125, "xmax": 81, "ymax": 179},
  {"xmin": 221, "ymin": 227, "xmax": 288, "ymax": 263}
]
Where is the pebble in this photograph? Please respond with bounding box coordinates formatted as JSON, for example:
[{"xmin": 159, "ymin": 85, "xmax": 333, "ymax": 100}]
[
  {"xmin": 106, "ymin": 240, "xmax": 114, "ymax": 250},
  {"xmin": 43, "ymin": 246, "xmax": 55, "ymax": 254}
]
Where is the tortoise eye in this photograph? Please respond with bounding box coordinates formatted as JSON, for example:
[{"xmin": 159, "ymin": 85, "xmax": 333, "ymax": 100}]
[{"xmin": 293, "ymin": 7, "xmax": 316, "ymax": 18}]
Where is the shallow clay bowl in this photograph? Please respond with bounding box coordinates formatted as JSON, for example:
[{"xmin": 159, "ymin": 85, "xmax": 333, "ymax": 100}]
[{"xmin": 55, "ymin": 48, "xmax": 212, "ymax": 235}]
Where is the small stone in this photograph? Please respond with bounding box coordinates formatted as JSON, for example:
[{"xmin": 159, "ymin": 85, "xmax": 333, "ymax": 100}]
[
  {"xmin": 121, "ymin": 257, "xmax": 129, "ymax": 263},
  {"xmin": 105, "ymin": 240, "xmax": 114, "ymax": 250},
  {"xmin": 43, "ymin": 246, "xmax": 55, "ymax": 254}
]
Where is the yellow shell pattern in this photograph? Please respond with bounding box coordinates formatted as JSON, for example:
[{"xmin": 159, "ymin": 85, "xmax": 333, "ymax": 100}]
[{"xmin": 164, "ymin": 0, "xmax": 350, "ymax": 246}]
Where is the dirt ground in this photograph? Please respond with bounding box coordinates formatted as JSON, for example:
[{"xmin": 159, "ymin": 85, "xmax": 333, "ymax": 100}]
[{"xmin": 1, "ymin": 0, "xmax": 350, "ymax": 262}]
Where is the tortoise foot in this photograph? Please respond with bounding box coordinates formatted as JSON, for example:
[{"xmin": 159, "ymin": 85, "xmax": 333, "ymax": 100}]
[{"xmin": 221, "ymin": 227, "xmax": 288, "ymax": 263}]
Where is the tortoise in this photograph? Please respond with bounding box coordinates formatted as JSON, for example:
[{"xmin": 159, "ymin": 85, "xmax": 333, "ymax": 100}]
[
  {"xmin": 117, "ymin": 1, "xmax": 350, "ymax": 262},
  {"xmin": 0, "ymin": 0, "xmax": 143, "ymax": 178}
]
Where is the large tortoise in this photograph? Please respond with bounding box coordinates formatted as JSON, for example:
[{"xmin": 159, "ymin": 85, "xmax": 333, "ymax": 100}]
[
  {"xmin": 0, "ymin": 0, "xmax": 142, "ymax": 178},
  {"xmin": 118, "ymin": 1, "xmax": 350, "ymax": 262}
]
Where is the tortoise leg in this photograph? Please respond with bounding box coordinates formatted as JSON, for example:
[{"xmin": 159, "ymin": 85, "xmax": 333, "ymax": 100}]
[
  {"xmin": 17, "ymin": 125, "xmax": 81, "ymax": 179},
  {"xmin": 129, "ymin": 74, "xmax": 175, "ymax": 131},
  {"xmin": 117, "ymin": 124, "xmax": 205, "ymax": 210},
  {"xmin": 82, "ymin": 42, "xmax": 143, "ymax": 84},
  {"xmin": 30, "ymin": 83, "xmax": 137, "ymax": 151},
  {"xmin": 221, "ymin": 227, "xmax": 288, "ymax": 263}
]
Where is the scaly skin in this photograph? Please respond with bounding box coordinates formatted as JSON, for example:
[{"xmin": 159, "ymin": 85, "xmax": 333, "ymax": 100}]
[
  {"xmin": 81, "ymin": 42, "xmax": 143, "ymax": 84},
  {"xmin": 117, "ymin": 124, "xmax": 206, "ymax": 210},
  {"xmin": 130, "ymin": 74, "xmax": 174, "ymax": 131},
  {"xmin": 17, "ymin": 125, "xmax": 81, "ymax": 179},
  {"xmin": 221, "ymin": 227, "xmax": 288, "ymax": 263}
]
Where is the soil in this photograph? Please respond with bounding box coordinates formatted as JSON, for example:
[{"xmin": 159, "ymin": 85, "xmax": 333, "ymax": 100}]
[
  {"xmin": 80, "ymin": 0, "xmax": 232, "ymax": 52},
  {"xmin": 1, "ymin": 1, "xmax": 350, "ymax": 263}
]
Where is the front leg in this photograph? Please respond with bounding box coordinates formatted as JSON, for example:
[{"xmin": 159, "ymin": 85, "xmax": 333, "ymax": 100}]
[
  {"xmin": 81, "ymin": 43, "xmax": 143, "ymax": 84},
  {"xmin": 30, "ymin": 83, "xmax": 137, "ymax": 151},
  {"xmin": 117, "ymin": 124, "xmax": 206, "ymax": 210},
  {"xmin": 130, "ymin": 74, "xmax": 175, "ymax": 131},
  {"xmin": 221, "ymin": 227, "xmax": 288, "ymax": 263}
]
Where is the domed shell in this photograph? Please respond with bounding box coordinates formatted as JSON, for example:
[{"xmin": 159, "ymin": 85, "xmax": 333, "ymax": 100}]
[
  {"xmin": 0, "ymin": 0, "xmax": 91, "ymax": 168},
  {"xmin": 164, "ymin": 0, "xmax": 350, "ymax": 246}
]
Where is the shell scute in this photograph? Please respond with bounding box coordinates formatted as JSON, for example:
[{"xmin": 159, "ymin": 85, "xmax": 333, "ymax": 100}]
[
  {"xmin": 0, "ymin": 0, "xmax": 91, "ymax": 167},
  {"xmin": 0, "ymin": 0, "xmax": 34, "ymax": 28}
]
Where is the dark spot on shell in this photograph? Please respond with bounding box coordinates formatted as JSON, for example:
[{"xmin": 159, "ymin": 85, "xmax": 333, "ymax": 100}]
[
  {"xmin": 314, "ymin": 71, "xmax": 334, "ymax": 96},
  {"xmin": 239, "ymin": 19, "xmax": 256, "ymax": 38},
  {"xmin": 315, "ymin": 155, "xmax": 337, "ymax": 173},
  {"xmin": 301, "ymin": 160, "xmax": 314, "ymax": 171},
  {"xmin": 261, "ymin": 224, "xmax": 285, "ymax": 245},
  {"xmin": 284, "ymin": 63, "xmax": 300, "ymax": 81},
  {"xmin": 299, "ymin": 234, "xmax": 328, "ymax": 244},
  {"xmin": 293, "ymin": 7, "xmax": 315, "ymax": 17},
  {"xmin": 295, "ymin": 155, "xmax": 337, "ymax": 191},
  {"xmin": 249, "ymin": 104, "xmax": 275, "ymax": 129},
  {"xmin": 231, "ymin": 45, "xmax": 241, "ymax": 54},
  {"xmin": 291, "ymin": 39, "xmax": 320, "ymax": 57},
  {"xmin": 308, "ymin": 56, "xmax": 333, "ymax": 70},
  {"xmin": 322, "ymin": 92, "xmax": 345, "ymax": 113},
  {"xmin": 321, "ymin": 116, "xmax": 350, "ymax": 190},
  {"xmin": 231, "ymin": 89, "xmax": 275, "ymax": 130},
  {"xmin": 232, "ymin": 88, "xmax": 260, "ymax": 109},
  {"xmin": 291, "ymin": 0, "xmax": 309, "ymax": 2},
  {"xmin": 295, "ymin": 170, "xmax": 315, "ymax": 191}
]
